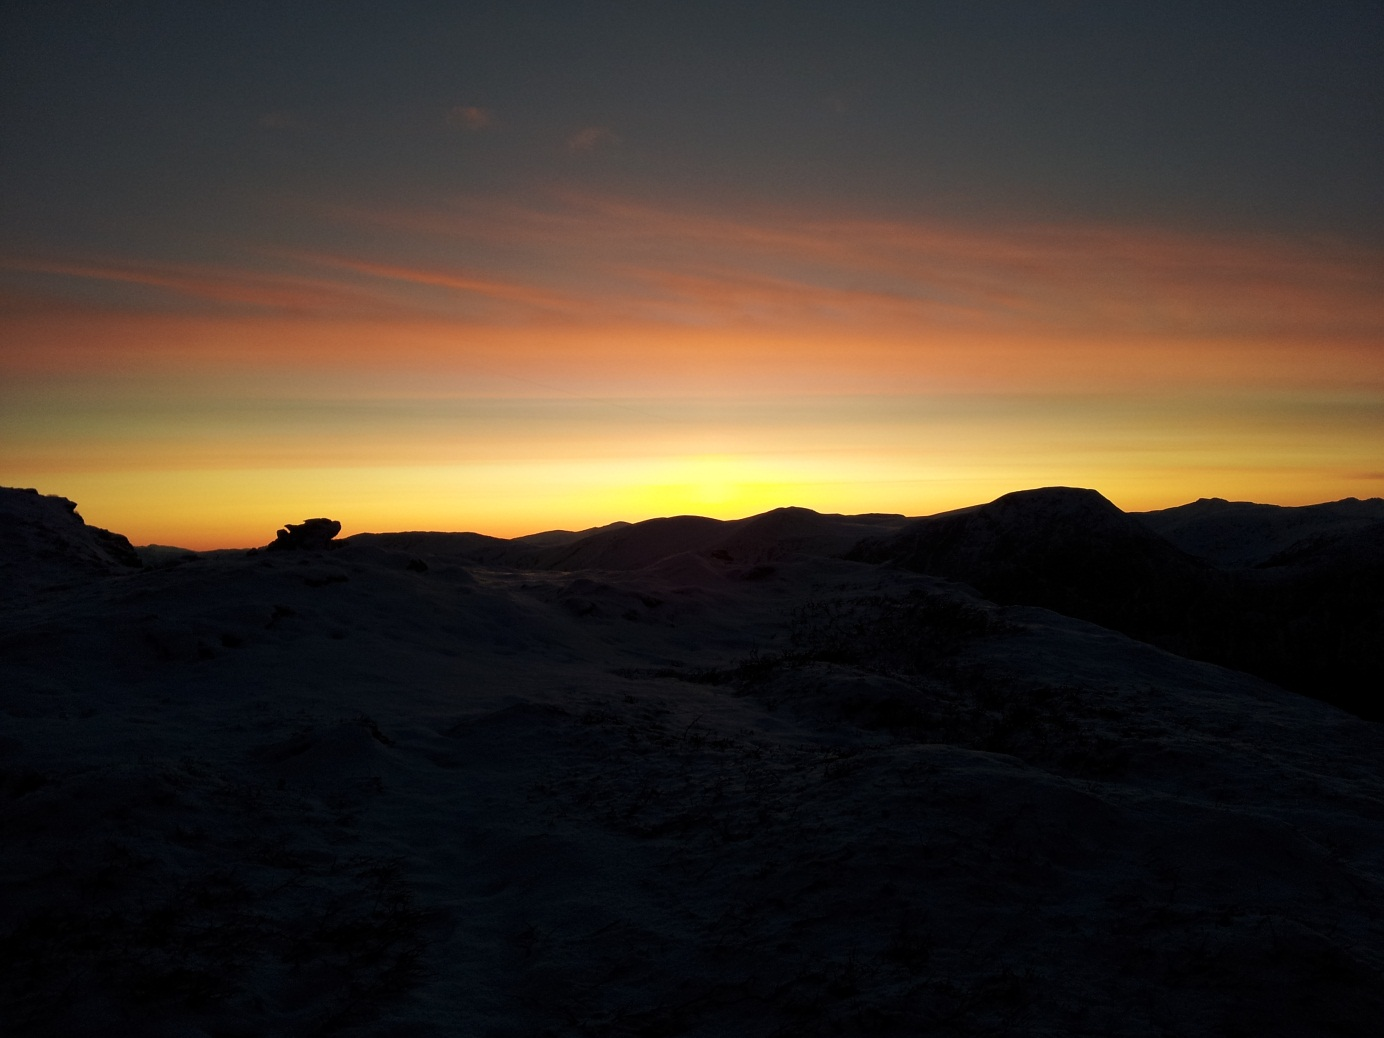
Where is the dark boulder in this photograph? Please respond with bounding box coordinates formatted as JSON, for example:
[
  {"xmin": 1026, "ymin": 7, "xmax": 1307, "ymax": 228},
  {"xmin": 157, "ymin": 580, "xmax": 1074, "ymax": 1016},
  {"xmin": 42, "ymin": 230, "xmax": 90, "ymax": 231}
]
[{"xmin": 266, "ymin": 518, "xmax": 342, "ymax": 551}]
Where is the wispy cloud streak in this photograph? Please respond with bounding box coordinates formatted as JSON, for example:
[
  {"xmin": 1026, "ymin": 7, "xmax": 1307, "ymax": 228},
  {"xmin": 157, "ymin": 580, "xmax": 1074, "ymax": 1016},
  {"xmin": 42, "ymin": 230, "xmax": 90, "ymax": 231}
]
[
  {"xmin": 4, "ymin": 191, "xmax": 1382, "ymax": 394},
  {"xmin": 281, "ymin": 253, "xmax": 601, "ymax": 319},
  {"xmin": 0, "ymin": 254, "xmax": 392, "ymax": 314},
  {"xmin": 323, "ymin": 191, "xmax": 1384, "ymax": 339}
]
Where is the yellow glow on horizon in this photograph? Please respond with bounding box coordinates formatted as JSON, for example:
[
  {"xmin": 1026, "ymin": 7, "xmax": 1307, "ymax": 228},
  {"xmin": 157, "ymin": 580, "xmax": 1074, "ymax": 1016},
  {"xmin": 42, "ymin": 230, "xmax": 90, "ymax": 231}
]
[
  {"xmin": 19, "ymin": 403, "xmax": 1381, "ymax": 551},
  {"xmin": 3, "ymin": 198, "xmax": 1382, "ymax": 548},
  {"xmin": 671, "ymin": 454, "xmax": 741, "ymax": 510}
]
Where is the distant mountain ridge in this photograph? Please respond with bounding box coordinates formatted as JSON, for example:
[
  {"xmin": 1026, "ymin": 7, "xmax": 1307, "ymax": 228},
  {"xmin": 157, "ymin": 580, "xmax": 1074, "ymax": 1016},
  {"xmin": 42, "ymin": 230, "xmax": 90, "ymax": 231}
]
[
  {"xmin": 845, "ymin": 487, "xmax": 1220, "ymax": 646},
  {"xmin": 842, "ymin": 487, "xmax": 1383, "ymax": 721},
  {"xmin": 527, "ymin": 506, "xmax": 910, "ymax": 572},
  {"xmin": 1135, "ymin": 495, "xmax": 1384, "ymax": 567},
  {"xmin": 345, "ymin": 507, "xmax": 910, "ymax": 573},
  {"xmin": 3, "ymin": 484, "xmax": 1380, "ymax": 719}
]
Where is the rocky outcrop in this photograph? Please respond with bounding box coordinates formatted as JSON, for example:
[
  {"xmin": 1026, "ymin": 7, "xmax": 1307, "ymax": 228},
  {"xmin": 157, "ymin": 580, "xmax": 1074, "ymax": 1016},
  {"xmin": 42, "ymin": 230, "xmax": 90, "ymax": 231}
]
[
  {"xmin": 265, "ymin": 518, "xmax": 342, "ymax": 551},
  {"xmin": 0, "ymin": 486, "xmax": 142, "ymax": 591}
]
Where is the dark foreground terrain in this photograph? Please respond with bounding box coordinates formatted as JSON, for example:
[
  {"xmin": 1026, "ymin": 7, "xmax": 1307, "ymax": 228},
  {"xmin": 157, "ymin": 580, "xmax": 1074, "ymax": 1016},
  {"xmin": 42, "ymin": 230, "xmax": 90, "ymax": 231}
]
[{"xmin": 2, "ymin": 486, "xmax": 1383, "ymax": 1036}]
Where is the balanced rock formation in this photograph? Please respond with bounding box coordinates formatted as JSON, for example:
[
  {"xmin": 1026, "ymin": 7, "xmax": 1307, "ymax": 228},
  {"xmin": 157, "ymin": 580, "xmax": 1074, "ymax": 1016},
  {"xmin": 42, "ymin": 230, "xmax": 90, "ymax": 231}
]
[{"xmin": 266, "ymin": 518, "xmax": 342, "ymax": 551}]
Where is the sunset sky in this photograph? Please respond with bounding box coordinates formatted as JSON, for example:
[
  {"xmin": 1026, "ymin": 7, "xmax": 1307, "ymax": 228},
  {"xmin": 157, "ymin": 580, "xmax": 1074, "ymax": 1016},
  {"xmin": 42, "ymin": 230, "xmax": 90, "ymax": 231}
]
[{"xmin": 3, "ymin": 2, "xmax": 1382, "ymax": 547}]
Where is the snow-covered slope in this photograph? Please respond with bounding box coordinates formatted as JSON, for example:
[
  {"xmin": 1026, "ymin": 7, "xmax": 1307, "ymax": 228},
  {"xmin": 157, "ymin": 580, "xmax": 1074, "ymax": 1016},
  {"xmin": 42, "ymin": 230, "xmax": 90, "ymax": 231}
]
[
  {"xmin": 2, "ymin": 488, "xmax": 1383, "ymax": 1036},
  {"xmin": 1135, "ymin": 495, "xmax": 1384, "ymax": 567}
]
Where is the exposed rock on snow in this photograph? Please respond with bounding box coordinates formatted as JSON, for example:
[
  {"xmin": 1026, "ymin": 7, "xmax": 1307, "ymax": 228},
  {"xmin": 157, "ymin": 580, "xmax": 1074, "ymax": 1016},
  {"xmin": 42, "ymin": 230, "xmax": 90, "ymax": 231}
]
[{"xmin": 265, "ymin": 516, "xmax": 342, "ymax": 551}]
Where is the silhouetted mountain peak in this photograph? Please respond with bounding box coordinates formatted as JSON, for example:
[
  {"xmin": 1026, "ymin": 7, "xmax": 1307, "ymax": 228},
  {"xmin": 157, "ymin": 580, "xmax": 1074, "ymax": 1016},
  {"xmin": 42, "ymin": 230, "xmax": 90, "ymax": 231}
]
[
  {"xmin": 532, "ymin": 514, "xmax": 729, "ymax": 571},
  {"xmin": 955, "ymin": 486, "xmax": 1136, "ymax": 537},
  {"xmin": 853, "ymin": 487, "xmax": 1168, "ymax": 566},
  {"xmin": 989, "ymin": 485, "xmax": 1122, "ymax": 513},
  {"xmin": 845, "ymin": 486, "xmax": 1210, "ymax": 645}
]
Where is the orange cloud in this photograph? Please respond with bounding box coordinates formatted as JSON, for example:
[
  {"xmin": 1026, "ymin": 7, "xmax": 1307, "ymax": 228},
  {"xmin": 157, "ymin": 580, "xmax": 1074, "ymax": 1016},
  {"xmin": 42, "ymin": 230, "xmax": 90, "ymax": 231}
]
[
  {"xmin": 5, "ymin": 192, "xmax": 1382, "ymax": 399},
  {"xmin": 447, "ymin": 105, "xmax": 492, "ymax": 130},
  {"xmin": 320, "ymin": 190, "xmax": 1384, "ymax": 343},
  {"xmin": 0, "ymin": 254, "xmax": 391, "ymax": 315},
  {"xmin": 566, "ymin": 126, "xmax": 619, "ymax": 152},
  {"xmin": 281, "ymin": 252, "xmax": 600, "ymax": 319},
  {"xmin": 4, "ymin": 305, "xmax": 1377, "ymax": 405},
  {"xmin": 5, "ymin": 191, "xmax": 1381, "ymax": 547}
]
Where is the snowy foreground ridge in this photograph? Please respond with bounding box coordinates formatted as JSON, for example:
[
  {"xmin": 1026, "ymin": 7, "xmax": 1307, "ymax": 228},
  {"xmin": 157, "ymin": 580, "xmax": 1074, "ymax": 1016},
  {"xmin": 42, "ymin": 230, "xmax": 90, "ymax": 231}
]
[{"xmin": 2, "ymin": 486, "xmax": 1383, "ymax": 1036}]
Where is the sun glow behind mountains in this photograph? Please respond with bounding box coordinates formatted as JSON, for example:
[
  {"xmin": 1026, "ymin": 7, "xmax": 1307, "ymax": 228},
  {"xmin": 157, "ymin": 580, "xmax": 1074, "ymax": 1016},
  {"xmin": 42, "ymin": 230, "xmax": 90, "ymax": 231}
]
[
  {"xmin": 4, "ymin": 3, "xmax": 1382, "ymax": 546},
  {"xmin": 3, "ymin": 194, "xmax": 1383, "ymax": 547}
]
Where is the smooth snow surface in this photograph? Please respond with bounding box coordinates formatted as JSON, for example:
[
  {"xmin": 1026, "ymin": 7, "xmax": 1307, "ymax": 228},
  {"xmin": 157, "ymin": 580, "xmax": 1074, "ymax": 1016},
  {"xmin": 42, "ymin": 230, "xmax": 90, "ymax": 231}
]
[{"xmin": 3, "ymin": 489, "xmax": 1383, "ymax": 1036}]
